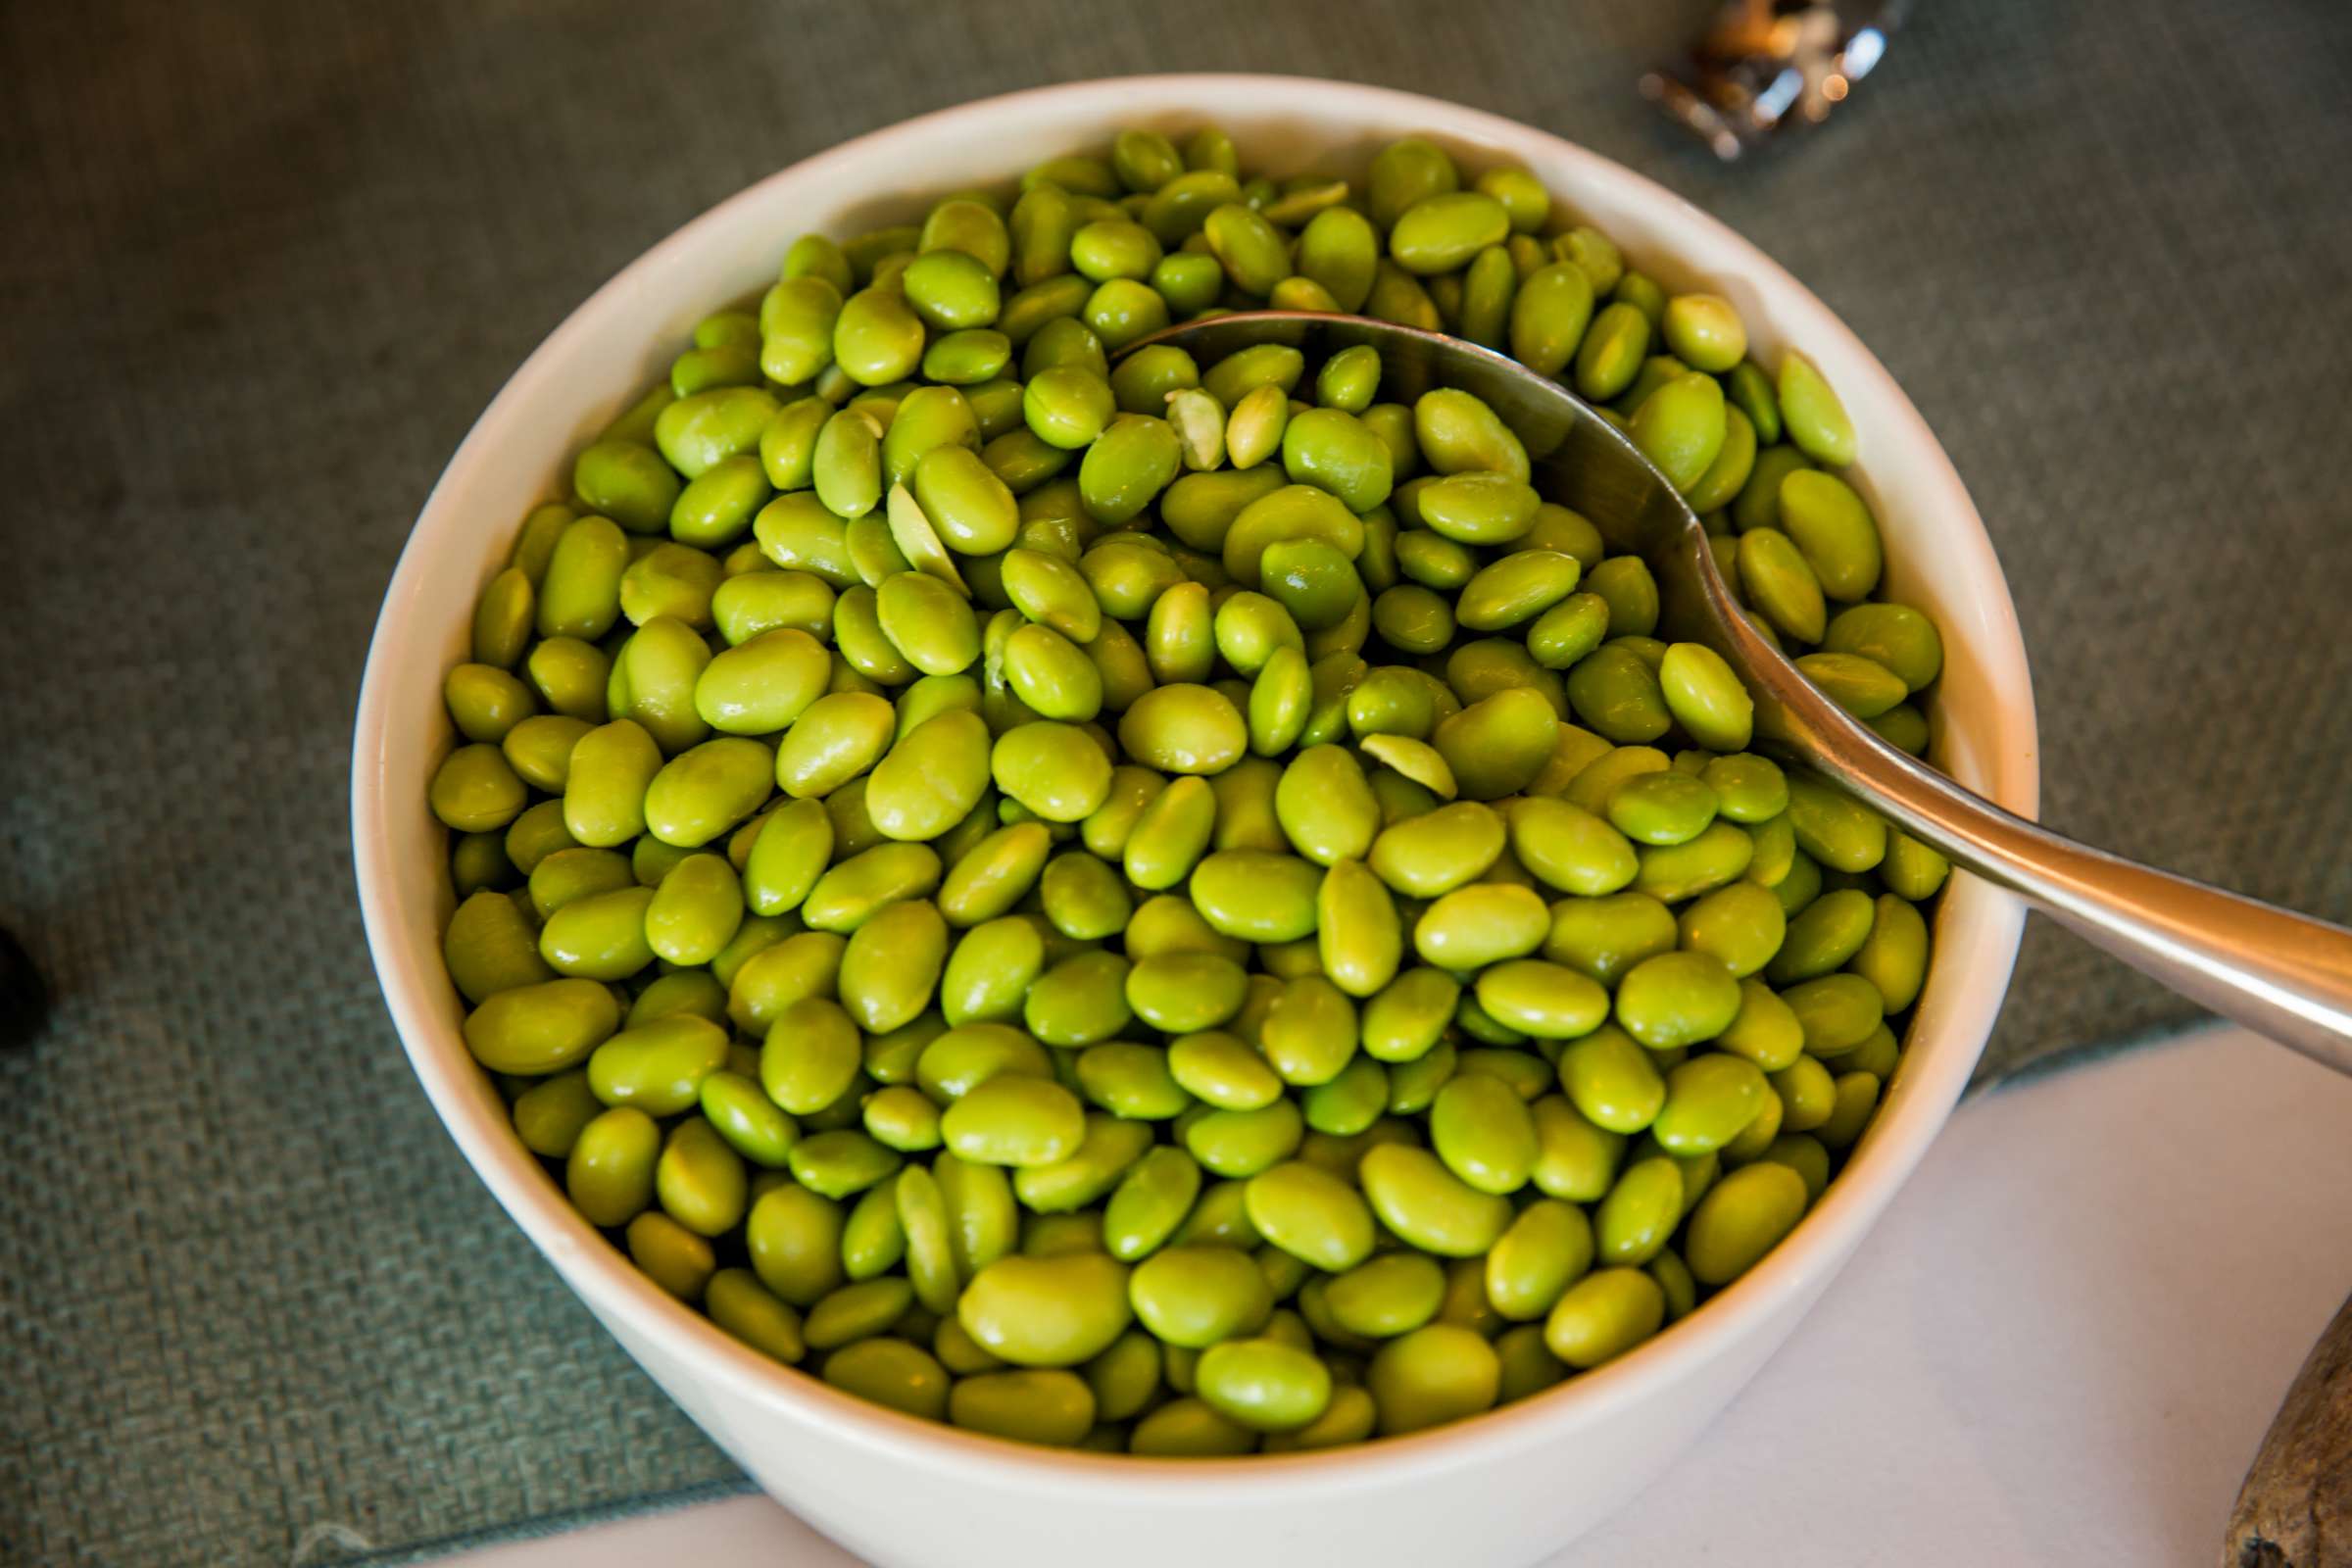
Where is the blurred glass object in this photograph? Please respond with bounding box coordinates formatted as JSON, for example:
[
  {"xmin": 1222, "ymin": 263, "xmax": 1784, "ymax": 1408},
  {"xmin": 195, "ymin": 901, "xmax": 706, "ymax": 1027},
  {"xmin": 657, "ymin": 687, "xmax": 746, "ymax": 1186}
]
[{"xmin": 1642, "ymin": 1, "xmax": 1911, "ymax": 160}]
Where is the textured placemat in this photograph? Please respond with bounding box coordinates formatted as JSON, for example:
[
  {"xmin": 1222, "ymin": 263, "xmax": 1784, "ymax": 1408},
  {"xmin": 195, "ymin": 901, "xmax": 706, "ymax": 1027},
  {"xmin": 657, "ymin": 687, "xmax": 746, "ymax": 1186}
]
[{"xmin": 3, "ymin": 1, "xmax": 2349, "ymax": 1562}]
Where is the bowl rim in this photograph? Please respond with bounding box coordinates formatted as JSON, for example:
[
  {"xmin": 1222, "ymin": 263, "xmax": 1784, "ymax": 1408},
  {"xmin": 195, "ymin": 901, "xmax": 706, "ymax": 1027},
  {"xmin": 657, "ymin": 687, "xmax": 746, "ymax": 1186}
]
[{"xmin": 353, "ymin": 71, "xmax": 2036, "ymax": 1495}]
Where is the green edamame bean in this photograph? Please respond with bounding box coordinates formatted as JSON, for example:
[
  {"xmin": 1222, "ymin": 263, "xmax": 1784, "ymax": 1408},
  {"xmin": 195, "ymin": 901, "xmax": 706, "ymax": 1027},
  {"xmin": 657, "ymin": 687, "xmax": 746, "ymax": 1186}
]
[
  {"xmin": 1849, "ymin": 893, "xmax": 1930, "ymax": 1012},
  {"xmin": 536, "ymin": 883, "xmax": 655, "ymax": 981},
  {"xmin": 1084, "ymin": 1329, "xmax": 1165, "ymax": 1424},
  {"xmin": 1201, "ymin": 202, "xmax": 1290, "ymax": 296},
  {"xmin": 1613, "ymin": 951, "xmax": 1742, "ymax": 1049},
  {"xmin": 1486, "ymin": 1200, "xmax": 1594, "ymax": 1321},
  {"xmin": 1637, "ymin": 371, "xmax": 1731, "ymax": 493},
  {"xmin": 833, "ymin": 898, "xmax": 946, "ymax": 1034},
  {"xmin": 700, "ymin": 1069, "xmax": 800, "ymax": 1169},
  {"xmin": 1563, "ymin": 645, "xmax": 1669, "ymax": 747},
  {"xmin": 1558, "ymin": 1025, "xmax": 1665, "ymax": 1134},
  {"xmin": 1079, "ymin": 414, "xmax": 1183, "ymax": 525},
  {"xmin": 1352, "ymin": 968, "xmax": 1457, "ymax": 1067},
  {"xmin": 1779, "ymin": 469, "xmax": 1884, "ymax": 603},
  {"xmin": 1313, "ymin": 858, "xmax": 1402, "ymax": 1000},
  {"xmin": 1543, "ymin": 1267, "xmax": 1664, "ymax": 1369},
  {"xmin": 1103, "ymin": 1146, "xmax": 1205, "ymax": 1263},
  {"xmin": 462, "ymin": 975, "xmax": 618, "ymax": 1076},
  {"xmin": 641, "ymin": 853, "xmax": 744, "ymax": 967},
  {"xmin": 937, "ymin": 923, "xmax": 1047, "ymax": 1033},
  {"xmin": 1015, "ymin": 1114, "xmax": 1153, "ymax": 1215},
  {"xmin": 1367, "ymin": 803, "xmax": 1501, "ymax": 900},
  {"xmin": 1768, "ymin": 886, "xmax": 1877, "ymax": 984},
  {"xmin": 1686, "ymin": 405, "xmax": 1758, "ymax": 515},
  {"xmin": 1167, "ymin": 1030, "xmax": 1283, "ymax": 1112},
  {"xmin": 1129, "ymin": 1245, "xmax": 1274, "ymax": 1348},
  {"xmin": 1529, "ymin": 1096, "xmax": 1625, "ymax": 1202},
  {"xmin": 1769, "ymin": 1054, "xmax": 1838, "ymax": 1134},
  {"xmin": 1365, "ymin": 1322, "xmax": 1499, "ymax": 1436},
  {"xmin": 567, "ymin": 1105, "xmax": 661, "ymax": 1228},
  {"xmin": 1660, "ymin": 294, "xmax": 1746, "ymax": 373},
  {"xmin": 1509, "ymin": 263, "xmax": 1595, "ymax": 378},
  {"xmin": 1411, "ymin": 389, "xmax": 1529, "ymax": 483},
  {"xmin": 1540, "ymin": 889, "xmax": 1673, "ymax": 985},
  {"xmin": 787, "ymin": 1130, "xmax": 902, "ymax": 1200},
  {"xmin": 1785, "ymin": 777, "xmax": 1887, "ymax": 873},
  {"xmin": 1711, "ymin": 978, "xmax": 1805, "ymax": 1072},
  {"xmin": 514, "ymin": 1069, "xmax": 603, "ymax": 1160},
  {"xmin": 708, "ymin": 1268, "xmax": 808, "ymax": 1364},
  {"xmin": 1633, "ymin": 820, "xmax": 1756, "ymax": 903},
  {"xmin": 655, "ymin": 1116, "xmax": 748, "ymax": 1238},
  {"xmin": 1650, "ymin": 1054, "xmax": 1769, "ymax": 1156},
  {"xmin": 833, "ymin": 288, "xmax": 926, "ymax": 387},
  {"xmin": 1256, "ymin": 974, "xmax": 1356, "ymax": 1088},
  {"xmin": 1412, "ymin": 882, "xmax": 1547, "ymax": 969},
  {"xmin": 1358, "ymin": 1144, "xmax": 1510, "ymax": 1257},
  {"xmin": 823, "ymin": 1338, "xmax": 950, "ymax": 1421},
  {"xmin": 624, "ymin": 1206, "xmax": 715, "ymax": 1304},
  {"xmin": 1722, "ymin": 360, "xmax": 1781, "ymax": 448},
  {"xmin": 1129, "ymin": 1396, "xmax": 1255, "ymax": 1456},
  {"xmin": 1430, "ymin": 687, "xmax": 1558, "ymax": 802},
  {"xmin": 1471, "ymin": 959, "xmax": 1610, "ymax": 1041},
  {"xmin": 442, "ymin": 883, "xmax": 553, "ymax": 1005},
  {"xmin": 1428, "ymin": 1073, "xmax": 1539, "ymax": 1196},
  {"xmin": 1657, "ymin": 642, "xmax": 1754, "ymax": 753},
  {"xmin": 1700, "ymin": 756, "xmax": 1788, "ymax": 827},
  {"xmin": 1881, "ymin": 828, "xmax": 1951, "ymax": 903},
  {"xmin": 1777, "ymin": 350, "xmax": 1856, "ymax": 466},
  {"xmin": 560, "ymin": 718, "xmax": 661, "ymax": 849},
  {"xmin": 864, "ymin": 1085, "xmax": 945, "ymax": 1154},
  {"xmin": 1023, "ymin": 950, "xmax": 1134, "ymax": 1048},
  {"xmin": 1783, "ymin": 972, "xmax": 1887, "ymax": 1058},
  {"xmin": 1196, "ymin": 1338, "xmax": 1332, "ymax": 1433},
  {"xmin": 1686, "ymin": 1160, "xmax": 1809, "ymax": 1285},
  {"xmin": 1605, "ymin": 769, "xmax": 1720, "ymax": 848},
  {"xmin": 746, "ymin": 1183, "xmax": 847, "ymax": 1306},
  {"xmin": 641, "ymin": 736, "xmax": 772, "ymax": 849},
  {"xmin": 991, "ymin": 720, "xmax": 1113, "ymax": 822},
  {"xmin": 430, "ymin": 742, "xmax": 528, "ymax": 834},
  {"xmin": 1825, "ymin": 603, "xmax": 1942, "ymax": 694},
  {"xmin": 755, "ymin": 992, "xmax": 860, "ymax": 1115},
  {"xmin": 1574, "ymin": 303, "xmax": 1650, "ymax": 403},
  {"xmin": 913, "ymin": 444, "xmax": 1022, "ymax": 554},
  {"xmin": 1126, "ymin": 951, "xmax": 1249, "ymax": 1035},
  {"xmin": 1184, "ymin": 1099, "xmax": 1306, "ymax": 1180},
  {"xmin": 1416, "ymin": 471, "xmax": 1540, "ymax": 547},
  {"xmin": 1189, "ymin": 850, "xmax": 1323, "ymax": 943},
  {"xmin": 1494, "ymin": 1321, "xmax": 1570, "ymax": 1404},
  {"xmin": 951, "ymin": 1368, "xmax": 1097, "ymax": 1446},
  {"xmin": 1280, "ymin": 407, "xmax": 1394, "ymax": 514},
  {"xmin": 1674, "ymin": 881, "xmax": 1788, "ymax": 980},
  {"xmin": 1387, "ymin": 190, "xmax": 1507, "ymax": 275},
  {"xmin": 1325, "ymin": 1252, "xmax": 1446, "ymax": 1340}
]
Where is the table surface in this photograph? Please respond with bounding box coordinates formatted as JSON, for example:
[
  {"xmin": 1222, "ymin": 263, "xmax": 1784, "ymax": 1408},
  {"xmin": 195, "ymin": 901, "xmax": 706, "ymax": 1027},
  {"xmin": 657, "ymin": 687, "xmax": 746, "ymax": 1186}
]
[{"xmin": 433, "ymin": 1023, "xmax": 2352, "ymax": 1568}]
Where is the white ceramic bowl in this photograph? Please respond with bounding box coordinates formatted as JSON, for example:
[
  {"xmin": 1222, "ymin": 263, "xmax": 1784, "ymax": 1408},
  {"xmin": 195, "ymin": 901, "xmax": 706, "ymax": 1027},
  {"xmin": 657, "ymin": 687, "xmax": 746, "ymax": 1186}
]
[{"xmin": 354, "ymin": 74, "xmax": 2036, "ymax": 1568}]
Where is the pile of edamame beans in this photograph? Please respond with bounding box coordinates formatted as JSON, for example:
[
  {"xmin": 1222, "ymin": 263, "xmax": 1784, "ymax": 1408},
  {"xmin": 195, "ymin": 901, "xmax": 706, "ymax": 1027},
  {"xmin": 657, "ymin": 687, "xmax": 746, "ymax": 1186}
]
[{"xmin": 432, "ymin": 125, "xmax": 1952, "ymax": 1455}]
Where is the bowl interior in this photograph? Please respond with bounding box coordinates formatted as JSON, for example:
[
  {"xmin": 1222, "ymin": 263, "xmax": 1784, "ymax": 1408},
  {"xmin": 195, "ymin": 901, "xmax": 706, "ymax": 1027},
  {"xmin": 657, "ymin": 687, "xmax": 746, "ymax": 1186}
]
[{"xmin": 353, "ymin": 74, "xmax": 2036, "ymax": 1492}]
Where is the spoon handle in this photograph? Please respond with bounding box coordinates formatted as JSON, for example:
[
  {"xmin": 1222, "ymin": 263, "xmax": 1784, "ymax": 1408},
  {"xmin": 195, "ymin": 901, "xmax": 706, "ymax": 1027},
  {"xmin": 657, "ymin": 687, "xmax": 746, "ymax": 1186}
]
[
  {"xmin": 1891, "ymin": 775, "xmax": 2352, "ymax": 1074},
  {"xmin": 1687, "ymin": 543, "xmax": 2352, "ymax": 1071}
]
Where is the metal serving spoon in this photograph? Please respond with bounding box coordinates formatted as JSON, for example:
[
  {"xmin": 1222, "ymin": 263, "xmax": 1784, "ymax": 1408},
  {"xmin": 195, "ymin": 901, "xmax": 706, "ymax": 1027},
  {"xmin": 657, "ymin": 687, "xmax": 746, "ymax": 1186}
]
[{"xmin": 1127, "ymin": 311, "xmax": 2352, "ymax": 1075}]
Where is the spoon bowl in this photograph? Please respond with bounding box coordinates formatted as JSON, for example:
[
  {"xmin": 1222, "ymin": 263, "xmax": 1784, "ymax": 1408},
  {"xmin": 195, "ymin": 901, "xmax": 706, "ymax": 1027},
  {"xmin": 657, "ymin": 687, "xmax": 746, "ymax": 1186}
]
[{"xmin": 1133, "ymin": 309, "xmax": 2352, "ymax": 1070}]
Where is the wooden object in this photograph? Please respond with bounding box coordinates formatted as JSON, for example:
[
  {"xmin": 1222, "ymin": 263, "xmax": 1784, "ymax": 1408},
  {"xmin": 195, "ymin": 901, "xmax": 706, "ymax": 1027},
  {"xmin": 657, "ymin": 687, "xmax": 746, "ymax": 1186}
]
[{"xmin": 2226, "ymin": 1291, "xmax": 2352, "ymax": 1566}]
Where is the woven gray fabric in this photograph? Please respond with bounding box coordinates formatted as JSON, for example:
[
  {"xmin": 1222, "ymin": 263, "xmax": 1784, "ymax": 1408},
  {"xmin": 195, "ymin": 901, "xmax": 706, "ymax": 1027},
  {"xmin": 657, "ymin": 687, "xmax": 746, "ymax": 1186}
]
[{"xmin": 2, "ymin": 1, "xmax": 2347, "ymax": 1562}]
